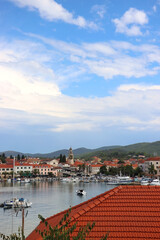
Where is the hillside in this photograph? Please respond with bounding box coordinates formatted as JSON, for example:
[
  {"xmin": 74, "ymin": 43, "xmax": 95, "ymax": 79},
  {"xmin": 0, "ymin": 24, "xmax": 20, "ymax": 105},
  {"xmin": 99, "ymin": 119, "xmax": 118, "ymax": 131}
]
[{"xmin": 0, "ymin": 141, "xmax": 160, "ymax": 159}]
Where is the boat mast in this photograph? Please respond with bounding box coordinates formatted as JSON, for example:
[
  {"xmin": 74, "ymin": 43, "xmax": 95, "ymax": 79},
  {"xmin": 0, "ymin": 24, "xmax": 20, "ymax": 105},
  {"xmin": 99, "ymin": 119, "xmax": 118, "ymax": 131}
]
[{"xmin": 11, "ymin": 156, "xmax": 15, "ymax": 234}]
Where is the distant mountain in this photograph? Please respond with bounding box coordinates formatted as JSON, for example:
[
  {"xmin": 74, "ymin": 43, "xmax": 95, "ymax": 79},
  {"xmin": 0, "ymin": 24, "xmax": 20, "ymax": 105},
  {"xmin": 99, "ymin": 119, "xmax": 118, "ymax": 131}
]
[
  {"xmin": 79, "ymin": 141, "xmax": 160, "ymax": 159},
  {"xmin": 0, "ymin": 146, "xmax": 120, "ymax": 158},
  {"xmin": 121, "ymin": 141, "xmax": 160, "ymax": 155},
  {"xmin": 1, "ymin": 141, "xmax": 160, "ymax": 158},
  {"xmin": 0, "ymin": 150, "xmax": 24, "ymax": 157}
]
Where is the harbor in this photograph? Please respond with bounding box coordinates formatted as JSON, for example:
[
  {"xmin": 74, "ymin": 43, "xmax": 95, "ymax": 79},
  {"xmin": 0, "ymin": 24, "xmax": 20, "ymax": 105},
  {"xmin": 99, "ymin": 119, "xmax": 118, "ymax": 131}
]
[{"xmin": 0, "ymin": 180, "xmax": 116, "ymax": 237}]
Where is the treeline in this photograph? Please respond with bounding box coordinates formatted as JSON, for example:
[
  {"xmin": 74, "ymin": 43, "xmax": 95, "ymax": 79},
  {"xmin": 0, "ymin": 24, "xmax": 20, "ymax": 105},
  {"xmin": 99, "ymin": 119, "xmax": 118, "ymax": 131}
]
[
  {"xmin": 100, "ymin": 165, "xmax": 144, "ymax": 177},
  {"xmin": 81, "ymin": 149, "xmax": 151, "ymax": 162},
  {"xmin": 0, "ymin": 153, "xmax": 25, "ymax": 163}
]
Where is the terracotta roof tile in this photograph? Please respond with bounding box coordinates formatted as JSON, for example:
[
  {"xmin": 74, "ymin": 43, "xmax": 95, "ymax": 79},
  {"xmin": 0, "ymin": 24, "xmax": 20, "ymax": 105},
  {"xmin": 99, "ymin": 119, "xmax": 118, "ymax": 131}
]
[{"xmin": 26, "ymin": 186, "xmax": 160, "ymax": 240}]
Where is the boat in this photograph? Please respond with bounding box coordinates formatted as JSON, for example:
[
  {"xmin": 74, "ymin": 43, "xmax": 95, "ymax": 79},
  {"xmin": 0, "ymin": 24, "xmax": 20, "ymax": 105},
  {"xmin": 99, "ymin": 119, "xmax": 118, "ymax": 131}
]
[
  {"xmin": 106, "ymin": 176, "xmax": 132, "ymax": 185},
  {"xmin": 76, "ymin": 189, "xmax": 86, "ymax": 196},
  {"xmin": 141, "ymin": 178, "xmax": 150, "ymax": 185},
  {"xmin": 3, "ymin": 158, "xmax": 32, "ymax": 209},
  {"xmin": 117, "ymin": 176, "xmax": 133, "ymax": 184},
  {"xmin": 150, "ymin": 179, "xmax": 160, "ymax": 186},
  {"xmin": 3, "ymin": 198, "xmax": 32, "ymax": 209},
  {"xmin": 21, "ymin": 178, "xmax": 31, "ymax": 183}
]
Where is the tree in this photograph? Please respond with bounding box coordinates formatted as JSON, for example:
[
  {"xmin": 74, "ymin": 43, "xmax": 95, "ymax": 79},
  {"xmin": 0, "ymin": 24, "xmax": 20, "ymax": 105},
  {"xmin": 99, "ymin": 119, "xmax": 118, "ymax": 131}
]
[
  {"xmin": 100, "ymin": 166, "xmax": 107, "ymax": 175},
  {"xmin": 0, "ymin": 153, "xmax": 6, "ymax": 163},
  {"xmin": 79, "ymin": 164, "xmax": 85, "ymax": 172},
  {"xmin": 59, "ymin": 154, "xmax": 63, "ymax": 163},
  {"xmin": 0, "ymin": 227, "xmax": 25, "ymax": 240},
  {"xmin": 134, "ymin": 167, "xmax": 143, "ymax": 177},
  {"xmin": 33, "ymin": 169, "xmax": 40, "ymax": 177},
  {"xmin": 19, "ymin": 171, "xmax": 24, "ymax": 177},
  {"xmin": 0, "ymin": 209, "xmax": 109, "ymax": 240},
  {"xmin": 17, "ymin": 154, "xmax": 21, "ymax": 161},
  {"xmin": 37, "ymin": 208, "xmax": 108, "ymax": 240},
  {"xmin": 59, "ymin": 154, "xmax": 66, "ymax": 163},
  {"xmin": 62, "ymin": 155, "xmax": 66, "ymax": 163},
  {"xmin": 148, "ymin": 164, "xmax": 157, "ymax": 175},
  {"xmin": 48, "ymin": 172, "xmax": 54, "ymax": 178}
]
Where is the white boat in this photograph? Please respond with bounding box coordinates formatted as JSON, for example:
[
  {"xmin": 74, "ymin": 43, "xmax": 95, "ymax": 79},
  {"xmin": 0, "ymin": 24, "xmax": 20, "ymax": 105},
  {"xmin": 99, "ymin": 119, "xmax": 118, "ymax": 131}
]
[
  {"xmin": 117, "ymin": 176, "xmax": 133, "ymax": 184},
  {"xmin": 150, "ymin": 179, "xmax": 160, "ymax": 186},
  {"xmin": 71, "ymin": 178, "xmax": 80, "ymax": 183},
  {"xmin": 141, "ymin": 178, "xmax": 150, "ymax": 185},
  {"xmin": 4, "ymin": 198, "xmax": 32, "ymax": 209},
  {"xmin": 21, "ymin": 178, "xmax": 31, "ymax": 183},
  {"xmin": 76, "ymin": 189, "xmax": 86, "ymax": 196}
]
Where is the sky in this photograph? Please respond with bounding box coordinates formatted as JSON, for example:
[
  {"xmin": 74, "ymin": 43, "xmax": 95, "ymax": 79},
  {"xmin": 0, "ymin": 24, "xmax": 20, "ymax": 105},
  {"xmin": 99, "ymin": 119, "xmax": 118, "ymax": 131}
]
[{"xmin": 0, "ymin": 0, "xmax": 160, "ymax": 153}]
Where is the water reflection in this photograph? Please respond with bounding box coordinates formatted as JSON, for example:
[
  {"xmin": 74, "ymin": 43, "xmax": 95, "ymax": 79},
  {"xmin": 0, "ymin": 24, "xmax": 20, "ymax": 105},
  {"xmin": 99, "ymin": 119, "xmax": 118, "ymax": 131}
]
[{"xmin": 0, "ymin": 181, "xmax": 116, "ymax": 237}]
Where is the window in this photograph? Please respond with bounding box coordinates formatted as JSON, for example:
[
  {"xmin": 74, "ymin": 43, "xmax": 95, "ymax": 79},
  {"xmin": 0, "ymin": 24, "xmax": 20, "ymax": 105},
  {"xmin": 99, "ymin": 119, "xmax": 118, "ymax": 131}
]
[
  {"xmin": 156, "ymin": 162, "xmax": 158, "ymax": 164},
  {"xmin": 17, "ymin": 167, "xmax": 19, "ymax": 169},
  {"xmin": 21, "ymin": 167, "xmax": 23, "ymax": 169},
  {"xmin": 24, "ymin": 167, "xmax": 26, "ymax": 169}
]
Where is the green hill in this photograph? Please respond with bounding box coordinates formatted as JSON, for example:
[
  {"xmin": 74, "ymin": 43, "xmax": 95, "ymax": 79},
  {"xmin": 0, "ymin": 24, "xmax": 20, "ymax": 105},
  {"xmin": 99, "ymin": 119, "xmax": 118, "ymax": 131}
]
[{"xmin": 1, "ymin": 141, "xmax": 160, "ymax": 159}]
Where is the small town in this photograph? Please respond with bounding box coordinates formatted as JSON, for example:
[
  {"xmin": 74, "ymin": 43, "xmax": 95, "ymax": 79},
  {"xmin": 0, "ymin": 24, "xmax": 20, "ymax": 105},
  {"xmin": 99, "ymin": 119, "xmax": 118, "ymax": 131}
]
[
  {"xmin": 0, "ymin": 147, "xmax": 160, "ymax": 184},
  {"xmin": 1, "ymin": 0, "xmax": 160, "ymax": 239}
]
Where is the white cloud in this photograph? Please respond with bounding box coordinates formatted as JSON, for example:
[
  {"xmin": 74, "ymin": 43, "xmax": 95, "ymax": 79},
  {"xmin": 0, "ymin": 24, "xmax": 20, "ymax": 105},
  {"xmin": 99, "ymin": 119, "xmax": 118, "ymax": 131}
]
[
  {"xmin": 1, "ymin": 37, "xmax": 160, "ymax": 134},
  {"xmin": 118, "ymin": 84, "xmax": 160, "ymax": 92},
  {"xmin": 91, "ymin": 4, "xmax": 106, "ymax": 19},
  {"xmin": 28, "ymin": 33, "xmax": 160, "ymax": 80},
  {"xmin": 153, "ymin": 5, "xmax": 157, "ymax": 12},
  {"xmin": 9, "ymin": 0, "xmax": 97, "ymax": 29},
  {"xmin": 113, "ymin": 8, "xmax": 148, "ymax": 36}
]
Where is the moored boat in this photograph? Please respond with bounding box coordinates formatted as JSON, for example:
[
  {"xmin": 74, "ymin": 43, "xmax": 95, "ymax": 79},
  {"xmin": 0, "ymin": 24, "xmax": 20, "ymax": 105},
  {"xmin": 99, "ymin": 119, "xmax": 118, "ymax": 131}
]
[
  {"xmin": 76, "ymin": 189, "xmax": 86, "ymax": 196},
  {"xmin": 3, "ymin": 198, "xmax": 32, "ymax": 209},
  {"xmin": 141, "ymin": 178, "xmax": 150, "ymax": 185},
  {"xmin": 150, "ymin": 179, "xmax": 160, "ymax": 186}
]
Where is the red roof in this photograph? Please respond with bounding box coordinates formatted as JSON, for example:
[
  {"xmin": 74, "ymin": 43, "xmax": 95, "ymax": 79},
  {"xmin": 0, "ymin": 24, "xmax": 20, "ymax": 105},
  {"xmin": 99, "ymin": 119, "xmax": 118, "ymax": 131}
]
[
  {"xmin": 26, "ymin": 186, "xmax": 160, "ymax": 240},
  {"xmin": 146, "ymin": 157, "xmax": 160, "ymax": 161},
  {"xmin": 0, "ymin": 164, "xmax": 13, "ymax": 168},
  {"xmin": 90, "ymin": 164, "xmax": 103, "ymax": 167}
]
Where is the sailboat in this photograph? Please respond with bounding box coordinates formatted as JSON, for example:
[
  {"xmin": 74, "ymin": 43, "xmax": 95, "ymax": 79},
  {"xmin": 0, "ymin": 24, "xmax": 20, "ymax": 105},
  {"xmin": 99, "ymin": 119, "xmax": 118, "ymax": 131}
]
[{"xmin": 3, "ymin": 157, "xmax": 32, "ymax": 209}]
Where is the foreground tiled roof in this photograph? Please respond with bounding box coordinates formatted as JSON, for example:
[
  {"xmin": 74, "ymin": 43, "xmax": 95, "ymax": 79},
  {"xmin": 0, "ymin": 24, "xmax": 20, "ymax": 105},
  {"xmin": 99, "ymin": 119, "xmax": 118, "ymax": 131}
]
[{"xmin": 26, "ymin": 186, "xmax": 160, "ymax": 240}]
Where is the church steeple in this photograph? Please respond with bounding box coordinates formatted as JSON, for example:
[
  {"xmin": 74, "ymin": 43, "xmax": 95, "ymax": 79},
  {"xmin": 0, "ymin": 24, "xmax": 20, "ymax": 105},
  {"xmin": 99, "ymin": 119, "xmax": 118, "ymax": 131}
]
[{"xmin": 67, "ymin": 147, "xmax": 74, "ymax": 164}]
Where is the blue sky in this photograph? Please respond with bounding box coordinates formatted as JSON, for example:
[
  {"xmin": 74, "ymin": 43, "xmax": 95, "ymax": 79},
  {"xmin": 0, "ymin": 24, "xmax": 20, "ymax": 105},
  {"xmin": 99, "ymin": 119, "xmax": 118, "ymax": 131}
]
[{"xmin": 0, "ymin": 0, "xmax": 160, "ymax": 153}]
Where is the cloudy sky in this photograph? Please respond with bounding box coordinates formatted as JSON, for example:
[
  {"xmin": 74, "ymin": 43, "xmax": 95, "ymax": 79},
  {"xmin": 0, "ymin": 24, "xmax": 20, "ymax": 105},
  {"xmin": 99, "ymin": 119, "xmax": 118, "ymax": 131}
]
[{"xmin": 0, "ymin": 0, "xmax": 160, "ymax": 153}]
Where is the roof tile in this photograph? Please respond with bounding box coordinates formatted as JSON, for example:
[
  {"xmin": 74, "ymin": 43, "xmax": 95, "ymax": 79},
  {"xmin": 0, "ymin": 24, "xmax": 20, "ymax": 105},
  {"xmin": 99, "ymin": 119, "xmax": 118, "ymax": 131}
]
[{"xmin": 26, "ymin": 186, "xmax": 160, "ymax": 240}]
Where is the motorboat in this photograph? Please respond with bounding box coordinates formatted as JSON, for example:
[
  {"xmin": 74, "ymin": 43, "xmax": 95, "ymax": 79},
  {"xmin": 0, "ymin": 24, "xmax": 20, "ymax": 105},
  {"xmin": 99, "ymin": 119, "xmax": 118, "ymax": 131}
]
[
  {"xmin": 117, "ymin": 176, "xmax": 133, "ymax": 184},
  {"xmin": 3, "ymin": 198, "xmax": 18, "ymax": 209},
  {"xmin": 21, "ymin": 178, "xmax": 31, "ymax": 183},
  {"xmin": 71, "ymin": 178, "xmax": 80, "ymax": 183},
  {"xmin": 141, "ymin": 178, "xmax": 150, "ymax": 185},
  {"xmin": 3, "ymin": 198, "xmax": 32, "ymax": 209},
  {"xmin": 150, "ymin": 179, "xmax": 160, "ymax": 186},
  {"xmin": 76, "ymin": 189, "xmax": 86, "ymax": 196}
]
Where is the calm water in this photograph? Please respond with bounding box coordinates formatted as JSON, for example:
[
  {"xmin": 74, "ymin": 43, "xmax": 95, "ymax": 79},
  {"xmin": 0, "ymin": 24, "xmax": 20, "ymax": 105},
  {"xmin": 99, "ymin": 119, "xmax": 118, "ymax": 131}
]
[{"xmin": 0, "ymin": 181, "xmax": 116, "ymax": 237}]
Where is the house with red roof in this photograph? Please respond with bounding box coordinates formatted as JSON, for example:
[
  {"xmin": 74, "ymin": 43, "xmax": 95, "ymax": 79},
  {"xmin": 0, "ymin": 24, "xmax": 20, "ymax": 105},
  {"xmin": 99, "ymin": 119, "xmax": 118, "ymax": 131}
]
[
  {"xmin": 26, "ymin": 185, "xmax": 160, "ymax": 240},
  {"xmin": 144, "ymin": 157, "xmax": 160, "ymax": 175},
  {"xmin": 32, "ymin": 164, "xmax": 56, "ymax": 176},
  {"xmin": 104, "ymin": 161, "xmax": 118, "ymax": 170},
  {"xmin": 89, "ymin": 164, "xmax": 104, "ymax": 175},
  {"xmin": 0, "ymin": 163, "xmax": 33, "ymax": 176}
]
